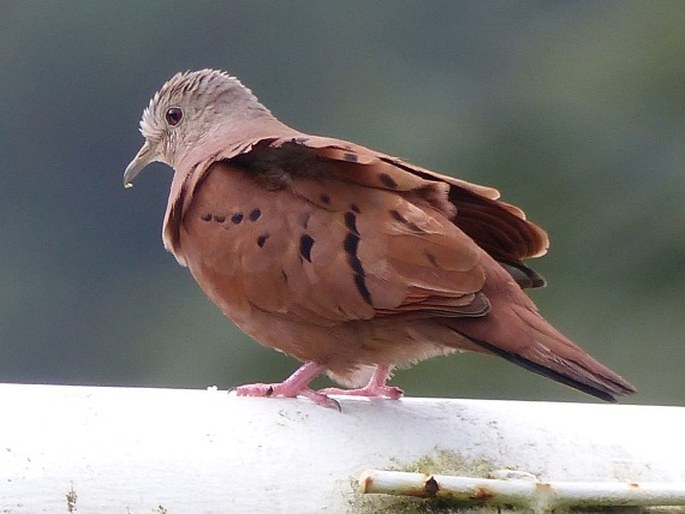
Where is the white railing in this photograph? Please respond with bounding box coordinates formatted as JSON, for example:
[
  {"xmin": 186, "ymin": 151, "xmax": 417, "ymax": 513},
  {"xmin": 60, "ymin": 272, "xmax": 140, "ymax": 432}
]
[{"xmin": 1, "ymin": 383, "xmax": 684, "ymax": 513}]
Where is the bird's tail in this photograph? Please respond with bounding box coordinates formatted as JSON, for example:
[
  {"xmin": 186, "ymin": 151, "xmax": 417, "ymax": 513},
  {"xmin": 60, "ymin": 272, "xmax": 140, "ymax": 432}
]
[{"xmin": 447, "ymin": 288, "xmax": 636, "ymax": 402}]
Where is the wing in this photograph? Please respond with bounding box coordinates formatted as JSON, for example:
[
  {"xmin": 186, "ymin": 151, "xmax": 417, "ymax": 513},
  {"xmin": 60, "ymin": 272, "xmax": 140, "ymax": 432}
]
[
  {"xmin": 176, "ymin": 158, "xmax": 491, "ymax": 327},
  {"xmin": 167, "ymin": 132, "xmax": 550, "ymax": 324},
  {"xmin": 164, "ymin": 132, "xmax": 548, "ymax": 284},
  {"xmin": 292, "ymin": 135, "xmax": 550, "ymax": 287},
  {"xmin": 245, "ymin": 135, "xmax": 549, "ymax": 287}
]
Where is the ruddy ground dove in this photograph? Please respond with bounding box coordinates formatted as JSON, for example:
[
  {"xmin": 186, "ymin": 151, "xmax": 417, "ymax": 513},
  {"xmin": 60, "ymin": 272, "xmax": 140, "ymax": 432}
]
[{"xmin": 123, "ymin": 69, "xmax": 635, "ymax": 407}]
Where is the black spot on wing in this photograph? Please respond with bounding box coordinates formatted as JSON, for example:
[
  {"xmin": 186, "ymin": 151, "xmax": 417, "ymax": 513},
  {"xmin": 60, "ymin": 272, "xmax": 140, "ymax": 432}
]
[
  {"xmin": 213, "ymin": 215, "xmax": 225, "ymax": 223},
  {"xmin": 249, "ymin": 208, "xmax": 261, "ymax": 221},
  {"xmin": 320, "ymin": 193, "xmax": 331, "ymax": 205},
  {"xmin": 201, "ymin": 213, "xmax": 212, "ymax": 222},
  {"xmin": 353, "ymin": 274, "xmax": 372, "ymax": 304},
  {"xmin": 299, "ymin": 234, "xmax": 315, "ymax": 262},
  {"xmin": 343, "ymin": 232, "xmax": 360, "ymax": 263},
  {"xmin": 343, "ymin": 211, "xmax": 372, "ymax": 305},
  {"xmin": 257, "ymin": 234, "xmax": 269, "ymax": 248},
  {"xmin": 343, "ymin": 152, "xmax": 358, "ymax": 163},
  {"xmin": 350, "ymin": 203, "xmax": 361, "ymax": 213},
  {"xmin": 389, "ymin": 208, "xmax": 425, "ymax": 233},
  {"xmin": 379, "ymin": 173, "xmax": 398, "ymax": 189},
  {"xmin": 389, "ymin": 209, "xmax": 406, "ymax": 222},
  {"xmin": 425, "ymin": 251, "xmax": 438, "ymax": 266},
  {"xmin": 344, "ymin": 211, "xmax": 359, "ymax": 235},
  {"xmin": 231, "ymin": 212, "xmax": 244, "ymax": 224}
]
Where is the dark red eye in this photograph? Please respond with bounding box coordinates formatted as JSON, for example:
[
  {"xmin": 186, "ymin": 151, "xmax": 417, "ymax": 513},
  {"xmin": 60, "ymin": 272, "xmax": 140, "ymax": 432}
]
[{"xmin": 165, "ymin": 107, "xmax": 183, "ymax": 126}]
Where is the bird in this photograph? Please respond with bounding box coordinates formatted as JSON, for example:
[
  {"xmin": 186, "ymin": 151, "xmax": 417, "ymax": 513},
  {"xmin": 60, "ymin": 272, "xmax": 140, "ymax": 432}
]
[{"xmin": 123, "ymin": 69, "xmax": 636, "ymax": 408}]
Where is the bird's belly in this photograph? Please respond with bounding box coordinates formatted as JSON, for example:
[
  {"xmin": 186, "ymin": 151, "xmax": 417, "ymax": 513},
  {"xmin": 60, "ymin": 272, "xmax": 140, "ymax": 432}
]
[{"xmin": 187, "ymin": 254, "xmax": 463, "ymax": 381}]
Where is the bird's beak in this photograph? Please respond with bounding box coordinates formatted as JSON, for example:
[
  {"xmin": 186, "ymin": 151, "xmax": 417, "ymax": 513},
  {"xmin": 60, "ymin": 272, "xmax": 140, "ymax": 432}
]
[{"xmin": 123, "ymin": 142, "xmax": 156, "ymax": 188}]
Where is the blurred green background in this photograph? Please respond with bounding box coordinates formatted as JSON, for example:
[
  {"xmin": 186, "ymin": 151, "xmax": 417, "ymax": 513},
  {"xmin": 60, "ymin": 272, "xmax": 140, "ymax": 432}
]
[{"xmin": 2, "ymin": 1, "xmax": 683, "ymax": 405}]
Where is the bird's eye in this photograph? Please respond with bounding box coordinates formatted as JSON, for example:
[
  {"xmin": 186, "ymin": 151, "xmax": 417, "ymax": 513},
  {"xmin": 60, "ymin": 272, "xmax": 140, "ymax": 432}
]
[{"xmin": 165, "ymin": 107, "xmax": 183, "ymax": 126}]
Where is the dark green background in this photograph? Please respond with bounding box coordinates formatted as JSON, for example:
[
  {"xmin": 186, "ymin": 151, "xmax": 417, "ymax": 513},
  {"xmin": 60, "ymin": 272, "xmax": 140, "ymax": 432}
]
[{"xmin": 2, "ymin": 1, "xmax": 683, "ymax": 405}]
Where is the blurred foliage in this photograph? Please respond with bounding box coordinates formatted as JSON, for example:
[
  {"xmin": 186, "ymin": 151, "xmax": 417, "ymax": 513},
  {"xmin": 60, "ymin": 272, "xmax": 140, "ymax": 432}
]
[{"xmin": 1, "ymin": 1, "xmax": 682, "ymax": 405}]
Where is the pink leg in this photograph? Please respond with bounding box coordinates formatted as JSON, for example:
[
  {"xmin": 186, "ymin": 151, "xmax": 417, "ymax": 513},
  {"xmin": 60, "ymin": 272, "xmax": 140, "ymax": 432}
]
[
  {"xmin": 231, "ymin": 361, "xmax": 340, "ymax": 409},
  {"xmin": 318, "ymin": 364, "xmax": 403, "ymax": 399}
]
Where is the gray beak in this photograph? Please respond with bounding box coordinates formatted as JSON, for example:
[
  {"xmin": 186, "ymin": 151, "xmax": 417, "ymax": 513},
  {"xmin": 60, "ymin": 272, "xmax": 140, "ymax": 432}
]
[{"xmin": 123, "ymin": 142, "xmax": 156, "ymax": 188}]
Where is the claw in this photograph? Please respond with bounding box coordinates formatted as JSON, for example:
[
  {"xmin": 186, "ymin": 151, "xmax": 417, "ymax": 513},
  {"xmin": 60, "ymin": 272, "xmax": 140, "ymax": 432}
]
[{"xmin": 300, "ymin": 389, "xmax": 341, "ymax": 411}]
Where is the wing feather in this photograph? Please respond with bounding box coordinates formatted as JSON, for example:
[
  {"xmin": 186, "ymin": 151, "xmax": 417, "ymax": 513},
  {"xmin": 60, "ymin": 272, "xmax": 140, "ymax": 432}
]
[{"xmin": 177, "ymin": 159, "xmax": 489, "ymax": 326}]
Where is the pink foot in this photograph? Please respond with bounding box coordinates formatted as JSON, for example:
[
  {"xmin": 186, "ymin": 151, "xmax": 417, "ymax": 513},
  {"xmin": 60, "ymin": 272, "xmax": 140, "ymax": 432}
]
[
  {"xmin": 318, "ymin": 364, "xmax": 403, "ymax": 400},
  {"xmin": 231, "ymin": 362, "xmax": 340, "ymax": 410},
  {"xmin": 233, "ymin": 382, "xmax": 340, "ymax": 409},
  {"xmin": 318, "ymin": 384, "xmax": 403, "ymax": 399}
]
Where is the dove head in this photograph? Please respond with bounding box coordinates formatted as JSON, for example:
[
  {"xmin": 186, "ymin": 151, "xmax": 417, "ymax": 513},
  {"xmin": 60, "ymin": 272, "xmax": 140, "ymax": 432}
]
[{"xmin": 123, "ymin": 69, "xmax": 272, "ymax": 187}]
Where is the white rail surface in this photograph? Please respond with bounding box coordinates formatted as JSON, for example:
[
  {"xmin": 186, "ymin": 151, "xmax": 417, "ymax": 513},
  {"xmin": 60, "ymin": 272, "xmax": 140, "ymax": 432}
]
[{"xmin": 1, "ymin": 383, "xmax": 684, "ymax": 513}]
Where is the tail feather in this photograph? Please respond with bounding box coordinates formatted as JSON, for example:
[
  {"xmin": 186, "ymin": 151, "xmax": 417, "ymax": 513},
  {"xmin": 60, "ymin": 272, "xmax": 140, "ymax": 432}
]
[
  {"xmin": 447, "ymin": 258, "xmax": 636, "ymax": 402},
  {"xmin": 457, "ymin": 330, "xmax": 635, "ymax": 402}
]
